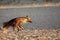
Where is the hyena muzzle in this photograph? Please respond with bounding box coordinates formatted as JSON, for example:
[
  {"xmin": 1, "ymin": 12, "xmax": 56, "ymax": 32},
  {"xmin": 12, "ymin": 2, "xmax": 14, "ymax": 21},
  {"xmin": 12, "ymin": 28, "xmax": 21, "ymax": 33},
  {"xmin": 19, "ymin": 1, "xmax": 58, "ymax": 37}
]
[{"xmin": 3, "ymin": 16, "xmax": 32, "ymax": 32}]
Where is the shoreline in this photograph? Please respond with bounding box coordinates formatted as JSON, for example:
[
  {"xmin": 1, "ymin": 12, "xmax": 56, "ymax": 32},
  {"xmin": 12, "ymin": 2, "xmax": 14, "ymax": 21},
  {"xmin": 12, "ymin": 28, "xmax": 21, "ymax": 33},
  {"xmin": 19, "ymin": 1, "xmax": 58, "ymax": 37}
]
[{"xmin": 0, "ymin": 2, "xmax": 60, "ymax": 9}]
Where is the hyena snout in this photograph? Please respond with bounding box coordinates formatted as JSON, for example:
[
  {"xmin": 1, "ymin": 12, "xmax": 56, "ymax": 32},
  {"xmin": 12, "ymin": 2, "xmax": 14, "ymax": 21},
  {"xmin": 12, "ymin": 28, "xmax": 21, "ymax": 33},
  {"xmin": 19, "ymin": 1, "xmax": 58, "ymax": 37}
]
[
  {"xmin": 27, "ymin": 19, "xmax": 32, "ymax": 23},
  {"xmin": 27, "ymin": 18, "xmax": 32, "ymax": 23},
  {"xmin": 28, "ymin": 20, "xmax": 32, "ymax": 23}
]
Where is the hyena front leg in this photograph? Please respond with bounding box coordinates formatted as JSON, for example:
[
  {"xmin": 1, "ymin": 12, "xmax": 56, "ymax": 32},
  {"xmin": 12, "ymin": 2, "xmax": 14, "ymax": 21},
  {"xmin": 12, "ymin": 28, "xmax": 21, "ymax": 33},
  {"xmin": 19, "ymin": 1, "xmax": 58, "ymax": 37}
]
[
  {"xmin": 17, "ymin": 25, "xmax": 24, "ymax": 31},
  {"xmin": 21, "ymin": 26, "xmax": 24, "ymax": 30},
  {"xmin": 19, "ymin": 25, "xmax": 24, "ymax": 30},
  {"xmin": 17, "ymin": 26, "xmax": 21, "ymax": 31}
]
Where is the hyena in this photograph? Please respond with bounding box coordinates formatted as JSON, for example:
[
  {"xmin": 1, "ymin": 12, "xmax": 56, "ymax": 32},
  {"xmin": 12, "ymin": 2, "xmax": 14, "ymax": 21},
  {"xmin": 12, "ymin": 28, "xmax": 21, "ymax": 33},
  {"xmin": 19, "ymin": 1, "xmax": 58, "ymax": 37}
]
[{"xmin": 3, "ymin": 16, "xmax": 32, "ymax": 32}]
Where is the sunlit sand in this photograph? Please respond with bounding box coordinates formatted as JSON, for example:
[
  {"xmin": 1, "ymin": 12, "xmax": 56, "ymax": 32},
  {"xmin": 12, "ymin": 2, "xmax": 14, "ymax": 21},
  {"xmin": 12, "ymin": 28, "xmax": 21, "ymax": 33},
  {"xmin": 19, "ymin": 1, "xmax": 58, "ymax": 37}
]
[
  {"xmin": 0, "ymin": 2, "xmax": 60, "ymax": 9},
  {"xmin": 0, "ymin": 29, "xmax": 60, "ymax": 40}
]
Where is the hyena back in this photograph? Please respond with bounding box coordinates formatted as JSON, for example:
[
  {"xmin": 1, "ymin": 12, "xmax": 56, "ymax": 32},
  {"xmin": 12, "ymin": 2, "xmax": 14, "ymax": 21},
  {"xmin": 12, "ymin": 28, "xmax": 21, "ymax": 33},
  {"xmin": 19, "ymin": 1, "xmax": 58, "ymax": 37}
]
[{"xmin": 3, "ymin": 16, "xmax": 32, "ymax": 32}]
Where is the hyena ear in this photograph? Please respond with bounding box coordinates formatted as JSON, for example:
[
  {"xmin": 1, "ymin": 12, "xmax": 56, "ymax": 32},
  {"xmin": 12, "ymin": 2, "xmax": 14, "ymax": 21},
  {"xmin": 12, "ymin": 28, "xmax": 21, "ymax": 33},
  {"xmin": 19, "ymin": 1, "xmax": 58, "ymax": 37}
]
[{"xmin": 26, "ymin": 15, "xmax": 28, "ymax": 18}]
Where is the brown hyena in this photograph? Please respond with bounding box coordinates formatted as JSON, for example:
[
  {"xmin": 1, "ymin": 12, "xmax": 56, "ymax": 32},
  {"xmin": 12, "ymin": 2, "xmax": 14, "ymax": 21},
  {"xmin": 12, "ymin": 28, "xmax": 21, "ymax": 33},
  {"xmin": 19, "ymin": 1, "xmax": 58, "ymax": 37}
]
[{"xmin": 3, "ymin": 16, "xmax": 32, "ymax": 32}]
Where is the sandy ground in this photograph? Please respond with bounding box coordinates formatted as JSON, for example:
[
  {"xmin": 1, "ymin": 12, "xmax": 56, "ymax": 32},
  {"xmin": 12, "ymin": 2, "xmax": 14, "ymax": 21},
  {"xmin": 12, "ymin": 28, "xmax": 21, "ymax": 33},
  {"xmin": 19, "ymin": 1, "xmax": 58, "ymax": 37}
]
[
  {"xmin": 0, "ymin": 2, "xmax": 60, "ymax": 8},
  {"xmin": 0, "ymin": 29, "xmax": 60, "ymax": 40}
]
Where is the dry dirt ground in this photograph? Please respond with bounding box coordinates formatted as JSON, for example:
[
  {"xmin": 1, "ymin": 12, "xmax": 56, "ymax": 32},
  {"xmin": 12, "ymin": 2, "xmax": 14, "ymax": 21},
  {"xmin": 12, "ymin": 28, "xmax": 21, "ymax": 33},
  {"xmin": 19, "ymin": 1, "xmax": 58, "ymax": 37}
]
[{"xmin": 0, "ymin": 29, "xmax": 60, "ymax": 40}]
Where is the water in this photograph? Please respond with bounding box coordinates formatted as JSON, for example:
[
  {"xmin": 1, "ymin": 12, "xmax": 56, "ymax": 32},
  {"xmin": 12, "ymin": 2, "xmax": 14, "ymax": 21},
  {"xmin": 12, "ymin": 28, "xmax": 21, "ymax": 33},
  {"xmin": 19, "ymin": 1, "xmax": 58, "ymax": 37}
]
[{"xmin": 0, "ymin": 6, "xmax": 60, "ymax": 29}]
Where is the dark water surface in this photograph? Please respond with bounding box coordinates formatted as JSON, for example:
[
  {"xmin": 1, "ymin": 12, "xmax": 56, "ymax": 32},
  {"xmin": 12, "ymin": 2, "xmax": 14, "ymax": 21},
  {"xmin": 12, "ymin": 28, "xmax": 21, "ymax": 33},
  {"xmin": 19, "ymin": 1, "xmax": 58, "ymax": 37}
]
[{"xmin": 0, "ymin": 6, "xmax": 60, "ymax": 29}]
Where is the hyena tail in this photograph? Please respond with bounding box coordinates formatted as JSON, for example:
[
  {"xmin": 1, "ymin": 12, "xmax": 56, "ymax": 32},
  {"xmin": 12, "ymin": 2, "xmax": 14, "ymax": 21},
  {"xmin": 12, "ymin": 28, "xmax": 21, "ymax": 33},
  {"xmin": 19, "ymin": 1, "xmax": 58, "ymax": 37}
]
[
  {"xmin": 3, "ymin": 22, "xmax": 9, "ymax": 29},
  {"xmin": 3, "ymin": 22, "xmax": 9, "ymax": 33}
]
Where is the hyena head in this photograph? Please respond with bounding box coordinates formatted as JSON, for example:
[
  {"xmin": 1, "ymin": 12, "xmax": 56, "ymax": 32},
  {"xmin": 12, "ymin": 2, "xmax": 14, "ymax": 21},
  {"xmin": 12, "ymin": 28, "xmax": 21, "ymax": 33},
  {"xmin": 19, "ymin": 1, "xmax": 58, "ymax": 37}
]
[{"xmin": 26, "ymin": 16, "xmax": 32, "ymax": 23}]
